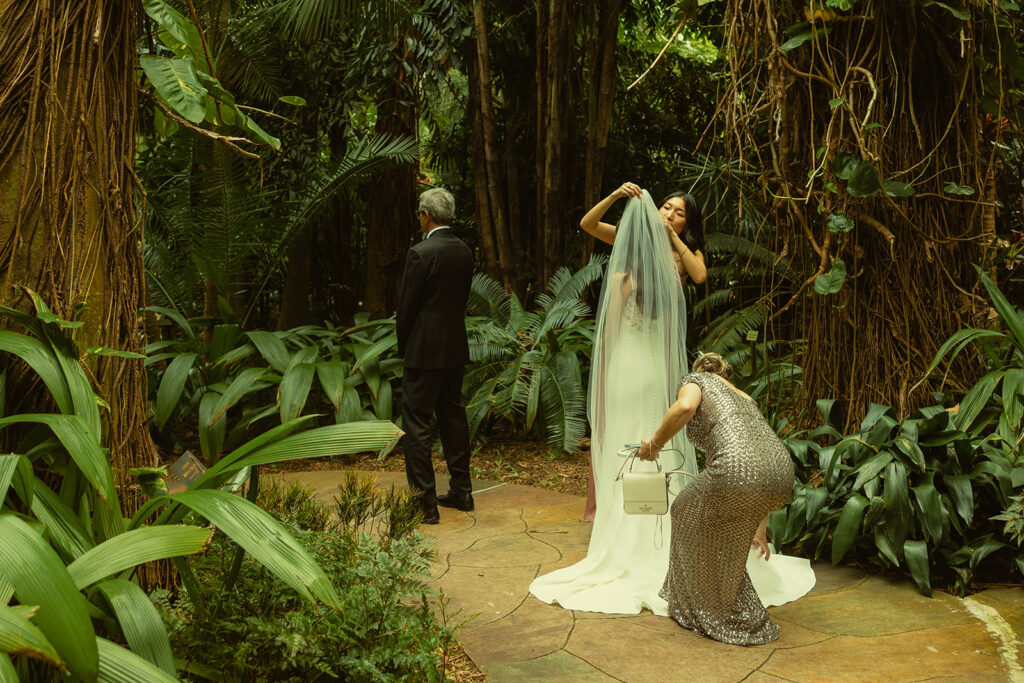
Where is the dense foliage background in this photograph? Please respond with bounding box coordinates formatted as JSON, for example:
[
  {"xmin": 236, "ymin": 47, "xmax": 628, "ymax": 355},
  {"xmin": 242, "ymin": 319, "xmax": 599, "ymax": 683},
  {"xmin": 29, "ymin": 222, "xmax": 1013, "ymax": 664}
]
[{"xmin": 1, "ymin": 0, "xmax": 1023, "ymax": 677}]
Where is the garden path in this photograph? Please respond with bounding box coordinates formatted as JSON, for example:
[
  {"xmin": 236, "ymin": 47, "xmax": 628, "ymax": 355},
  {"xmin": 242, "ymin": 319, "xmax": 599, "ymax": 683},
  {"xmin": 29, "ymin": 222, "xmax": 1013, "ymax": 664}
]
[{"xmin": 277, "ymin": 469, "xmax": 1024, "ymax": 682}]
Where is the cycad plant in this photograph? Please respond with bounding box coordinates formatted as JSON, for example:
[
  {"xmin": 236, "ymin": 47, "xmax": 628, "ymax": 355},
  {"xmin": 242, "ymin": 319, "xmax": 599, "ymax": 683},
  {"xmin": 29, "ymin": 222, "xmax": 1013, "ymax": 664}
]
[{"xmin": 463, "ymin": 256, "xmax": 606, "ymax": 454}]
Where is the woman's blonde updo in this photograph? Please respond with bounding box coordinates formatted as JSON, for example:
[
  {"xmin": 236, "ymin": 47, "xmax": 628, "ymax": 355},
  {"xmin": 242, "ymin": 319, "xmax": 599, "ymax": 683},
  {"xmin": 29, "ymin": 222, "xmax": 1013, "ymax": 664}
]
[{"xmin": 692, "ymin": 352, "xmax": 731, "ymax": 380}]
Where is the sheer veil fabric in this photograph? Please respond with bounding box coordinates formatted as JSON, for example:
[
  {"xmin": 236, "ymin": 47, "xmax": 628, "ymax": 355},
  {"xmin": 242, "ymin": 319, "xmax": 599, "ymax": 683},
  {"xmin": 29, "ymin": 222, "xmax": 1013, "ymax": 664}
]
[
  {"xmin": 530, "ymin": 191, "xmax": 696, "ymax": 614},
  {"xmin": 529, "ymin": 191, "xmax": 815, "ymax": 616}
]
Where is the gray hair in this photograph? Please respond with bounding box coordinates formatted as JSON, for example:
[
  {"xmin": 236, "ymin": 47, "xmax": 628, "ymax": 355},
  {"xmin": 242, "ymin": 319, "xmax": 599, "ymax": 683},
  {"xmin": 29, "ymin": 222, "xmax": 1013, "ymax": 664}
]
[{"xmin": 418, "ymin": 187, "xmax": 455, "ymax": 224}]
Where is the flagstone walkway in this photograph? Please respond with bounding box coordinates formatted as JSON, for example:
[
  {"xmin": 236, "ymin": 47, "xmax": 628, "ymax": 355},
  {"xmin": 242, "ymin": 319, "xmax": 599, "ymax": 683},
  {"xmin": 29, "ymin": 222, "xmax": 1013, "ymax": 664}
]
[{"xmin": 278, "ymin": 469, "xmax": 1024, "ymax": 682}]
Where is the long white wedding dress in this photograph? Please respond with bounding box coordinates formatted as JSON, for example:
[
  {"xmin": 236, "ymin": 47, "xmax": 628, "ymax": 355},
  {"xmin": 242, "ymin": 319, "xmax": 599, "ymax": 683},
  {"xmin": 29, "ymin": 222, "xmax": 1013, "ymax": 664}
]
[{"xmin": 529, "ymin": 191, "xmax": 814, "ymax": 615}]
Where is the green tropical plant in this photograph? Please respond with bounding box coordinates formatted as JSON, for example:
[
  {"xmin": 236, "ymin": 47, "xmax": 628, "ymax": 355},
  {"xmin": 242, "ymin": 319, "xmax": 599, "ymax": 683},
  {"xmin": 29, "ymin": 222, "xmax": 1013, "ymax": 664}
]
[
  {"xmin": 463, "ymin": 256, "xmax": 605, "ymax": 454},
  {"xmin": 146, "ymin": 313, "xmax": 403, "ymax": 462},
  {"xmin": 771, "ymin": 272, "xmax": 1024, "ymax": 596},
  {"xmin": 0, "ymin": 293, "xmax": 401, "ymax": 679},
  {"xmin": 157, "ymin": 473, "xmax": 456, "ymax": 681},
  {"xmin": 913, "ymin": 266, "xmax": 1024, "ymax": 452}
]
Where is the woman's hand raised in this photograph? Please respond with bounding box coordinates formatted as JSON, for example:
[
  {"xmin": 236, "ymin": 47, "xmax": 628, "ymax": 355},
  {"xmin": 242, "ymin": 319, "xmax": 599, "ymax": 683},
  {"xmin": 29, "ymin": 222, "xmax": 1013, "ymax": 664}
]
[{"xmin": 613, "ymin": 182, "xmax": 643, "ymax": 200}]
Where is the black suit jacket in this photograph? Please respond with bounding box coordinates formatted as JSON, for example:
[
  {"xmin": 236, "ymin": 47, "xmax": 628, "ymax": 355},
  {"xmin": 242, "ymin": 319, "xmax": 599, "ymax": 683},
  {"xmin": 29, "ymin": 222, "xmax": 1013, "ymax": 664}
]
[{"xmin": 396, "ymin": 229, "xmax": 474, "ymax": 369}]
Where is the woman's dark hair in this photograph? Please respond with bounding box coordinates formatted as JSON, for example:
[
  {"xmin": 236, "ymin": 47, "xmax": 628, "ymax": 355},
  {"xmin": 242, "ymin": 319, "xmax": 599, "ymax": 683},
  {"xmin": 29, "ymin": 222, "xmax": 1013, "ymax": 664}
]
[{"xmin": 659, "ymin": 191, "xmax": 705, "ymax": 254}]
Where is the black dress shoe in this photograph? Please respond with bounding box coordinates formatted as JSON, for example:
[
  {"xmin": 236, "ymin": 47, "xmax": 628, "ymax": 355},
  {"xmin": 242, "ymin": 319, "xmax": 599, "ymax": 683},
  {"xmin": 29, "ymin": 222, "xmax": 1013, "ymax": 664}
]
[
  {"xmin": 437, "ymin": 491, "xmax": 474, "ymax": 511},
  {"xmin": 420, "ymin": 507, "xmax": 440, "ymax": 525}
]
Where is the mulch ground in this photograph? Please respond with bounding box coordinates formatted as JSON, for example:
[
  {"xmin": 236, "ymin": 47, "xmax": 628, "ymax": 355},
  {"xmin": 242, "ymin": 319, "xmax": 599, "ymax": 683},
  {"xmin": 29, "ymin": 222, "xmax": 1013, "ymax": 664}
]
[{"xmin": 269, "ymin": 437, "xmax": 592, "ymax": 499}]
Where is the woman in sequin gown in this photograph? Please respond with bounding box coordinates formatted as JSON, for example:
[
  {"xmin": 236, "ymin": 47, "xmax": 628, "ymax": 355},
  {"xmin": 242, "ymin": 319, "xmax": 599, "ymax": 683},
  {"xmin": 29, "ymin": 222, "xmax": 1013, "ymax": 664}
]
[{"xmin": 637, "ymin": 353, "xmax": 796, "ymax": 645}]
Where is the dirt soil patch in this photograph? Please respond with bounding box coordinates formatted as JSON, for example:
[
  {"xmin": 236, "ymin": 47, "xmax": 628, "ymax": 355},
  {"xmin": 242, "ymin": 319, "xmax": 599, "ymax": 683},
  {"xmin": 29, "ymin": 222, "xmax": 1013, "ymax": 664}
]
[{"xmin": 269, "ymin": 437, "xmax": 592, "ymax": 499}]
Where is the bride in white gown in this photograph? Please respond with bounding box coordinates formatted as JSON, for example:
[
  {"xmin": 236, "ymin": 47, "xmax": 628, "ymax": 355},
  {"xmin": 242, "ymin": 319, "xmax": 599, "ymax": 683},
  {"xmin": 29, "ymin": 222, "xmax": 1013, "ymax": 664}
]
[{"xmin": 529, "ymin": 185, "xmax": 814, "ymax": 615}]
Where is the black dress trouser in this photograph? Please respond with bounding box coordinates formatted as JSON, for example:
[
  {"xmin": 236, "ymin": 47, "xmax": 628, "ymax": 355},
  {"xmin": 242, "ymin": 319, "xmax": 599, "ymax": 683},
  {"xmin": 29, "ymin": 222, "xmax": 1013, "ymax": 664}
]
[{"xmin": 401, "ymin": 365, "xmax": 472, "ymax": 507}]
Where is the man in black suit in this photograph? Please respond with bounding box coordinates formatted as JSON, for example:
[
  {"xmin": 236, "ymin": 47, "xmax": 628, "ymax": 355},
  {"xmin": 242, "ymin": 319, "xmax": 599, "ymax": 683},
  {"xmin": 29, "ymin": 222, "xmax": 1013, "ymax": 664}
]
[{"xmin": 396, "ymin": 187, "xmax": 475, "ymax": 524}]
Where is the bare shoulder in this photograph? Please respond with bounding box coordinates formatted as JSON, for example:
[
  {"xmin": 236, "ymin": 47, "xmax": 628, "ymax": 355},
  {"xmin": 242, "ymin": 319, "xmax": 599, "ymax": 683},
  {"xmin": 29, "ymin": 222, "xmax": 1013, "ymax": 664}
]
[{"xmin": 676, "ymin": 381, "xmax": 703, "ymax": 409}]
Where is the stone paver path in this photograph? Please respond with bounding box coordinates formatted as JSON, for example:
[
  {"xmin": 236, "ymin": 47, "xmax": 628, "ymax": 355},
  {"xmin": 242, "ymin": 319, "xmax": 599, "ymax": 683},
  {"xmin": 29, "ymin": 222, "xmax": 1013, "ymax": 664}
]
[{"xmin": 277, "ymin": 469, "xmax": 1024, "ymax": 682}]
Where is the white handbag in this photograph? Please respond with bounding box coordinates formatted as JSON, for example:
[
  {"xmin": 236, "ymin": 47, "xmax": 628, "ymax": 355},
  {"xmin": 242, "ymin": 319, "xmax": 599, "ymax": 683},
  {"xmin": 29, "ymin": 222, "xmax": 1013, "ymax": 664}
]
[
  {"xmin": 622, "ymin": 466, "xmax": 670, "ymax": 515},
  {"xmin": 616, "ymin": 446, "xmax": 694, "ymax": 515}
]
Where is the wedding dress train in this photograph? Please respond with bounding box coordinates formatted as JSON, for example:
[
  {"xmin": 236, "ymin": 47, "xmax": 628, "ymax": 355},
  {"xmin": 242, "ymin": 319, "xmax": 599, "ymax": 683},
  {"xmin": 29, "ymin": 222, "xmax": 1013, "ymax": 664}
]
[{"xmin": 529, "ymin": 190, "xmax": 814, "ymax": 616}]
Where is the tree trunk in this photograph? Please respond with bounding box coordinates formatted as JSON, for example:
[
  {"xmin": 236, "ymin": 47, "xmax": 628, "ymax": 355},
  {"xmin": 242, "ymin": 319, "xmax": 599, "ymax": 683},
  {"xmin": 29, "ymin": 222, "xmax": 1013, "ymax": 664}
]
[
  {"xmin": 472, "ymin": 0, "xmax": 519, "ymax": 293},
  {"xmin": 540, "ymin": 0, "xmax": 571, "ymax": 285},
  {"xmin": 582, "ymin": 0, "xmax": 623, "ymax": 263},
  {"xmin": 722, "ymin": 0, "xmax": 989, "ymax": 423},
  {"xmin": 0, "ymin": 1, "xmax": 156, "ymax": 515},
  {"xmin": 277, "ymin": 229, "xmax": 313, "ymax": 329},
  {"xmin": 534, "ymin": 0, "xmax": 549, "ymax": 286},
  {"xmin": 466, "ymin": 37, "xmax": 501, "ymax": 281},
  {"xmin": 365, "ymin": 79, "xmax": 417, "ymax": 319}
]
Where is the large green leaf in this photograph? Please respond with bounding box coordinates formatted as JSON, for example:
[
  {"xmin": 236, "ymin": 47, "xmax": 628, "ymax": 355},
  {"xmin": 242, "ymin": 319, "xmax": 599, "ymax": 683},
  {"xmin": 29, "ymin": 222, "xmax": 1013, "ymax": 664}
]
[
  {"xmin": 0, "ymin": 414, "xmax": 114, "ymax": 504},
  {"xmin": 970, "ymin": 536, "xmax": 1006, "ymax": 570},
  {"xmin": 847, "ymin": 160, "xmax": 880, "ymax": 197},
  {"xmin": 155, "ymin": 353, "xmax": 198, "ymax": 429},
  {"xmin": 911, "ymin": 473, "xmax": 946, "ymax": 545},
  {"xmin": 1002, "ymin": 367, "xmax": 1024, "ymax": 427},
  {"xmin": 0, "ymin": 604, "xmax": 63, "ymax": 671},
  {"xmin": 210, "ymin": 367, "xmax": 269, "ymax": 427},
  {"xmin": 904, "ymin": 540, "xmax": 931, "ymax": 596},
  {"xmin": 371, "ymin": 378, "xmax": 393, "ymax": 420},
  {"xmin": 954, "ymin": 370, "xmax": 1004, "ymax": 430},
  {"xmin": 139, "ymin": 55, "xmax": 208, "ymax": 124},
  {"xmin": 895, "ymin": 435, "xmax": 926, "ymax": 472},
  {"xmin": 279, "ymin": 360, "xmax": 316, "ymax": 423},
  {"xmin": 246, "ymin": 331, "xmax": 290, "ymax": 373},
  {"xmin": 140, "ymin": 0, "xmax": 202, "ymax": 53},
  {"xmin": 350, "ymin": 334, "xmax": 397, "ymax": 374},
  {"xmin": 831, "ymin": 494, "xmax": 869, "ymax": 564},
  {"xmin": 67, "ymin": 526, "xmax": 212, "ymax": 590},
  {"xmin": 0, "ymin": 653, "xmax": 17, "ymax": 681},
  {"xmin": 813, "ymin": 258, "xmax": 846, "ymax": 295},
  {"xmin": 977, "ymin": 267, "xmax": 1024, "ymax": 353},
  {"xmin": 315, "ymin": 362, "xmax": 346, "ymax": 410},
  {"xmin": 883, "ymin": 461, "xmax": 913, "ymax": 529},
  {"xmin": 95, "ymin": 580, "xmax": 175, "ymax": 675},
  {"xmin": 0, "ymin": 515, "xmax": 97, "ymax": 680},
  {"xmin": 198, "ymin": 390, "xmax": 226, "ymax": 463},
  {"xmin": 335, "ymin": 385, "xmax": 363, "ymax": 424},
  {"xmin": 852, "ymin": 451, "xmax": 893, "ymax": 490},
  {"xmin": 945, "ymin": 474, "xmax": 974, "ymax": 524},
  {"xmin": 0, "ymin": 455, "xmax": 31, "ymax": 508},
  {"xmin": 169, "ymin": 490, "xmax": 339, "ymax": 607},
  {"xmin": 30, "ymin": 482, "xmax": 93, "ymax": 560},
  {"xmin": 0, "ymin": 332, "xmax": 72, "ymax": 414},
  {"xmin": 96, "ymin": 637, "xmax": 178, "ymax": 683},
  {"xmin": 215, "ymin": 421, "xmax": 402, "ymax": 474}
]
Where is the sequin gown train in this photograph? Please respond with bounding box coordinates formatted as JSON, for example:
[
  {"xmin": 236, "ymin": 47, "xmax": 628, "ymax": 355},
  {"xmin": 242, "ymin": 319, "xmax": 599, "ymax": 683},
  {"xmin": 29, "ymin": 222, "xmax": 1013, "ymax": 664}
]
[{"xmin": 661, "ymin": 372, "xmax": 795, "ymax": 645}]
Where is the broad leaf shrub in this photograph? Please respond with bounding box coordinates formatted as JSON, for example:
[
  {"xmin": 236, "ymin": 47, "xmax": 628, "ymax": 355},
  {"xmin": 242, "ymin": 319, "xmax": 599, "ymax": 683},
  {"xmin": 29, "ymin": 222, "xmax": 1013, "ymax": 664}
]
[
  {"xmin": 0, "ymin": 293, "xmax": 404, "ymax": 680},
  {"xmin": 158, "ymin": 476, "xmax": 459, "ymax": 681},
  {"xmin": 146, "ymin": 310, "xmax": 402, "ymax": 462},
  {"xmin": 770, "ymin": 270, "xmax": 1024, "ymax": 596}
]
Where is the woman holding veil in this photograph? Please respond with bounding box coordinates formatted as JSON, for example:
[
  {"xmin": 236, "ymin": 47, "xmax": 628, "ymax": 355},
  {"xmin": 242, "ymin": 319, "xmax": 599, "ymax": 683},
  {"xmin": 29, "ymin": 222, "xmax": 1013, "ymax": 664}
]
[
  {"xmin": 529, "ymin": 183, "xmax": 699, "ymax": 615},
  {"xmin": 529, "ymin": 183, "xmax": 815, "ymax": 618}
]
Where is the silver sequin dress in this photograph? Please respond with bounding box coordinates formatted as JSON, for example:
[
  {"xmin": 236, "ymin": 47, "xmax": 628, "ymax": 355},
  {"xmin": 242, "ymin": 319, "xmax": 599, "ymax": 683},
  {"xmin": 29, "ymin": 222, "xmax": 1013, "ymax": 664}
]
[{"xmin": 660, "ymin": 372, "xmax": 795, "ymax": 645}]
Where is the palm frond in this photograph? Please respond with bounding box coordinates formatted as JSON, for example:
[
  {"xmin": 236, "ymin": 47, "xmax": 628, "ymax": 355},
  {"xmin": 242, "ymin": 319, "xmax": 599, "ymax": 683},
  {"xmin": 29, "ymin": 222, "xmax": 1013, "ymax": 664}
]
[
  {"xmin": 467, "ymin": 273, "xmax": 510, "ymax": 323},
  {"xmin": 538, "ymin": 351, "xmax": 587, "ymax": 454},
  {"xmin": 258, "ymin": 0, "xmax": 412, "ymax": 42},
  {"xmin": 697, "ymin": 302, "xmax": 767, "ymax": 355},
  {"xmin": 705, "ymin": 233, "xmax": 797, "ymax": 282}
]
